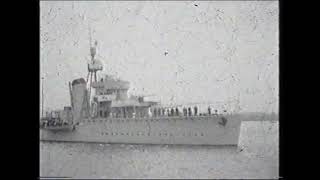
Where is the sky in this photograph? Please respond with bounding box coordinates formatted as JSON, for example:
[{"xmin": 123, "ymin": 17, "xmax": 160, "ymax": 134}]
[{"xmin": 40, "ymin": 1, "xmax": 279, "ymax": 113}]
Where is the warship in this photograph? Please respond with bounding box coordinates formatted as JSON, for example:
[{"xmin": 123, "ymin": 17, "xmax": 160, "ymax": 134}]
[{"xmin": 40, "ymin": 35, "xmax": 242, "ymax": 146}]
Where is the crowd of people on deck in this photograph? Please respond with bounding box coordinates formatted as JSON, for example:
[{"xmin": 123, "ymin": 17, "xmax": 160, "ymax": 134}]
[{"xmin": 151, "ymin": 106, "xmax": 223, "ymax": 117}]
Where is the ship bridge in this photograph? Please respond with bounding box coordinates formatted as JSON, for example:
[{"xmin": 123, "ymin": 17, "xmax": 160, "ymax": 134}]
[{"xmin": 91, "ymin": 75, "xmax": 158, "ymax": 118}]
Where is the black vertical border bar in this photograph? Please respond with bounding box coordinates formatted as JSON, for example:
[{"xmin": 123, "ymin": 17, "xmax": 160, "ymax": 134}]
[
  {"xmin": 279, "ymin": 0, "xmax": 286, "ymax": 179},
  {"xmin": 36, "ymin": 0, "xmax": 40, "ymax": 179}
]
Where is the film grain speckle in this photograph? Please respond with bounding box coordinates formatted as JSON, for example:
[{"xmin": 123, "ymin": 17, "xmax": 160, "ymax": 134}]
[{"xmin": 40, "ymin": 1, "xmax": 279, "ymax": 179}]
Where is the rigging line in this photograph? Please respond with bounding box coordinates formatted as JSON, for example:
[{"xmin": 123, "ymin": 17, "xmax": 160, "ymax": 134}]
[{"xmin": 88, "ymin": 23, "xmax": 92, "ymax": 48}]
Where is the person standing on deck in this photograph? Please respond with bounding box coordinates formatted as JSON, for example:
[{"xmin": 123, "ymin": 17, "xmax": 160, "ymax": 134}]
[
  {"xmin": 194, "ymin": 106, "xmax": 198, "ymax": 116},
  {"xmin": 188, "ymin": 107, "xmax": 192, "ymax": 116},
  {"xmin": 153, "ymin": 108, "xmax": 157, "ymax": 117},
  {"xmin": 175, "ymin": 107, "xmax": 179, "ymax": 116},
  {"xmin": 171, "ymin": 108, "xmax": 175, "ymax": 117},
  {"xmin": 183, "ymin": 107, "xmax": 187, "ymax": 116}
]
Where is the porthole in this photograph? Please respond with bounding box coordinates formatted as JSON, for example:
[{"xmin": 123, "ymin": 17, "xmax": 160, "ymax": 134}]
[
  {"xmin": 127, "ymin": 133, "xmax": 129, "ymax": 136},
  {"xmin": 159, "ymin": 133, "xmax": 161, "ymax": 136},
  {"xmin": 169, "ymin": 133, "xmax": 173, "ymax": 136},
  {"xmin": 106, "ymin": 132, "xmax": 108, "ymax": 135},
  {"xmin": 201, "ymin": 133, "xmax": 204, "ymax": 136},
  {"xmin": 111, "ymin": 132, "xmax": 113, "ymax": 135},
  {"xmin": 195, "ymin": 133, "xmax": 197, "ymax": 136},
  {"xmin": 148, "ymin": 133, "xmax": 150, "ymax": 136},
  {"xmin": 121, "ymin": 133, "xmax": 124, "ymax": 135},
  {"xmin": 115, "ymin": 132, "xmax": 118, "ymax": 135},
  {"xmin": 137, "ymin": 132, "xmax": 139, "ymax": 136},
  {"xmin": 101, "ymin": 132, "xmax": 104, "ymax": 136}
]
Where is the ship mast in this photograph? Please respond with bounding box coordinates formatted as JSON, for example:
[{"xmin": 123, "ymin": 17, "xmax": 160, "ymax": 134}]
[{"xmin": 86, "ymin": 25, "xmax": 103, "ymax": 117}]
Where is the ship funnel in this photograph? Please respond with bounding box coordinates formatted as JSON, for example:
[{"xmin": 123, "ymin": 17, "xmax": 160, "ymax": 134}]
[{"xmin": 69, "ymin": 78, "xmax": 90, "ymax": 123}]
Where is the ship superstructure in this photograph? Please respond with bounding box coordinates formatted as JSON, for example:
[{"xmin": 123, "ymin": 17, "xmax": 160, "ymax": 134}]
[{"xmin": 91, "ymin": 75, "xmax": 158, "ymax": 119}]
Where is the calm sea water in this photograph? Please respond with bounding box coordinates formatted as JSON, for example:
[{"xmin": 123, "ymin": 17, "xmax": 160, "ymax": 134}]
[{"xmin": 40, "ymin": 120, "xmax": 278, "ymax": 179}]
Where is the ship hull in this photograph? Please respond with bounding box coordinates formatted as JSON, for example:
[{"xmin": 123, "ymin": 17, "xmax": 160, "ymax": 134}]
[{"xmin": 40, "ymin": 115, "xmax": 241, "ymax": 146}]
